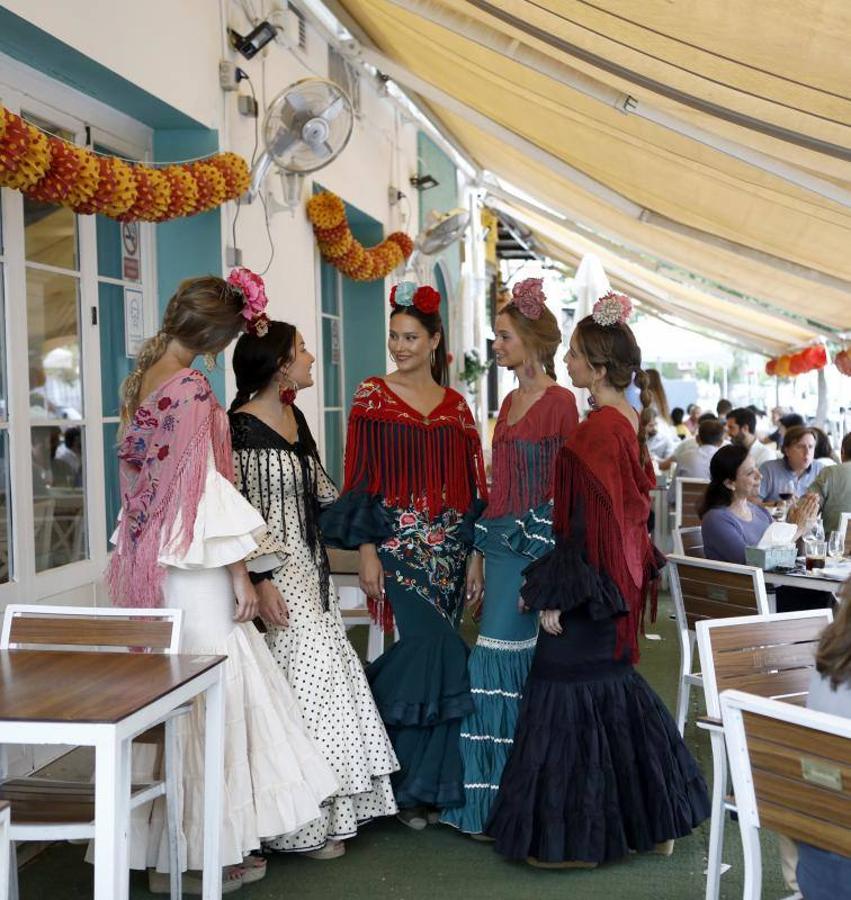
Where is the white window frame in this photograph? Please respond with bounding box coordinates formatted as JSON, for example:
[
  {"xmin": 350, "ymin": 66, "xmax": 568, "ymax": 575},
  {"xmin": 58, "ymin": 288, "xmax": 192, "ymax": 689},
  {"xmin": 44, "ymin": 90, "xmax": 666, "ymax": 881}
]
[{"xmin": 0, "ymin": 55, "xmax": 157, "ymax": 606}]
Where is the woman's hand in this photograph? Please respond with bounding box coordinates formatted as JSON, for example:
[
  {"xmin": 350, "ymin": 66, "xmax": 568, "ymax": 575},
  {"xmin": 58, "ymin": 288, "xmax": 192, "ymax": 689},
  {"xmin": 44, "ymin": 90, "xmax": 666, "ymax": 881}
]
[
  {"xmin": 787, "ymin": 493, "xmax": 820, "ymax": 540},
  {"xmin": 231, "ymin": 568, "xmax": 261, "ymax": 623},
  {"xmin": 256, "ymin": 579, "xmax": 289, "ymax": 627},
  {"xmin": 465, "ymin": 553, "xmax": 484, "ymax": 607},
  {"xmin": 359, "ymin": 544, "xmax": 385, "ymax": 600},
  {"xmin": 539, "ymin": 609, "xmax": 563, "ymax": 636}
]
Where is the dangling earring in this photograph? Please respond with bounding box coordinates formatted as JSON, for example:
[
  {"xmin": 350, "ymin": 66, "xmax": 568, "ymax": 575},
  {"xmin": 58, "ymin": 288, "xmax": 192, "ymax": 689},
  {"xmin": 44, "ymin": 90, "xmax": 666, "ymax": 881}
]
[
  {"xmin": 203, "ymin": 352, "xmax": 216, "ymax": 371},
  {"xmin": 430, "ymin": 349, "xmax": 436, "ymax": 367},
  {"xmin": 278, "ymin": 374, "xmax": 297, "ymax": 407}
]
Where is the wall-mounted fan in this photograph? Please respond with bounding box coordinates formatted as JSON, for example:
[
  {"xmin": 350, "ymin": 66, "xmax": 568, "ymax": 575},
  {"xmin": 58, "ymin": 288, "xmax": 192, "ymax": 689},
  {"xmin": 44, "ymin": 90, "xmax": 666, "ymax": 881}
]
[
  {"xmin": 247, "ymin": 77, "xmax": 354, "ymax": 210},
  {"xmin": 406, "ymin": 208, "xmax": 471, "ymax": 280}
]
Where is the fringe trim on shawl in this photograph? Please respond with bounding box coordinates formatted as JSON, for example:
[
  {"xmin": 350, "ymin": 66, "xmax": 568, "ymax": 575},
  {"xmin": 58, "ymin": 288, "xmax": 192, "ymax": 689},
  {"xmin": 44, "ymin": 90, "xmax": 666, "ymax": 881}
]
[
  {"xmin": 106, "ymin": 408, "xmax": 228, "ymax": 608},
  {"xmin": 486, "ymin": 435, "xmax": 563, "ymax": 519}
]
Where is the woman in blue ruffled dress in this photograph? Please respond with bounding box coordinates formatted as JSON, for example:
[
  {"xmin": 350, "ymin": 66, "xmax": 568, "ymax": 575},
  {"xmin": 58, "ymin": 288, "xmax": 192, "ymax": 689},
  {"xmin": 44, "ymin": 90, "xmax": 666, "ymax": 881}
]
[
  {"xmin": 321, "ymin": 282, "xmax": 488, "ymax": 830},
  {"xmin": 441, "ymin": 279, "xmax": 577, "ymax": 837}
]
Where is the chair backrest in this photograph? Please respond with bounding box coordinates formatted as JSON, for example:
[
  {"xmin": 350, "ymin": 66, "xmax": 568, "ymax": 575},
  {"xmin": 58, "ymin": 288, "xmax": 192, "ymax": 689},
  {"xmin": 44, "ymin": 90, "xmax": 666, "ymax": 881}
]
[
  {"xmin": 0, "ymin": 605, "xmax": 183, "ymax": 654},
  {"xmin": 841, "ymin": 511, "xmax": 851, "ymax": 555},
  {"xmin": 721, "ymin": 689, "xmax": 851, "ymax": 858},
  {"xmin": 326, "ymin": 547, "xmax": 360, "ymax": 575},
  {"xmin": 667, "ymin": 554, "xmax": 769, "ymax": 638},
  {"xmin": 696, "ymin": 609, "xmax": 833, "ymax": 718},
  {"xmin": 673, "ymin": 525, "xmax": 705, "ymax": 558},
  {"xmin": 675, "ymin": 477, "xmax": 709, "ymax": 528}
]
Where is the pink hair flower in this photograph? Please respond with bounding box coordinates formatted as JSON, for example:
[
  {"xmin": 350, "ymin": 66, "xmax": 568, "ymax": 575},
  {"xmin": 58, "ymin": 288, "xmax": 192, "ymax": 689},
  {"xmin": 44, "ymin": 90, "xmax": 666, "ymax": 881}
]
[
  {"xmin": 511, "ymin": 277, "xmax": 546, "ymax": 320},
  {"xmin": 592, "ymin": 290, "xmax": 632, "ymax": 327},
  {"xmin": 227, "ymin": 267, "xmax": 269, "ymax": 329}
]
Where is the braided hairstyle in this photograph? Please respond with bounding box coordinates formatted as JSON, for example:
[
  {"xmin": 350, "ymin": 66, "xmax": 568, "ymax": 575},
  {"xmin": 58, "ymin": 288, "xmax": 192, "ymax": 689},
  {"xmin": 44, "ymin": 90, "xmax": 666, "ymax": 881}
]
[
  {"xmin": 229, "ymin": 321, "xmax": 297, "ymax": 413},
  {"xmin": 497, "ymin": 302, "xmax": 561, "ymax": 380},
  {"xmin": 119, "ymin": 275, "xmax": 245, "ymax": 426},
  {"xmin": 573, "ymin": 314, "xmax": 653, "ymax": 463}
]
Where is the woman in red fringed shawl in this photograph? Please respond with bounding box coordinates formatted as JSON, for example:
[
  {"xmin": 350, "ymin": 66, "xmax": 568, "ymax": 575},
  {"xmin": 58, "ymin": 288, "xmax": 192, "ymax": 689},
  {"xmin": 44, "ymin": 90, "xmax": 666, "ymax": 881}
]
[
  {"xmin": 321, "ymin": 282, "xmax": 488, "ymax": 829},
  {"xmin": 107, "ymin": 273, "xmax": 337, "ymax": 892},
  {"xmin": 486, "ymin": 294, "xmax": 710, "ymax": 868}
]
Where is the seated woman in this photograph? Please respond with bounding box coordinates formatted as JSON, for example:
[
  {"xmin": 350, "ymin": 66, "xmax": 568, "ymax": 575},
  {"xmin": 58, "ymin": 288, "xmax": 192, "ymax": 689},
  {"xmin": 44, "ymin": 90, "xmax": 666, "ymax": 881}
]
[
  {"xmin": 700, "ymin": 445, "xmax": 827, "ymax": 622},
  {"xmin": 797, "ymin": 579, "xmax": 851, "ymax": 900},
  {"xmin": 700, "ymin": 444, "xmax": 817, "ymax": 565}
]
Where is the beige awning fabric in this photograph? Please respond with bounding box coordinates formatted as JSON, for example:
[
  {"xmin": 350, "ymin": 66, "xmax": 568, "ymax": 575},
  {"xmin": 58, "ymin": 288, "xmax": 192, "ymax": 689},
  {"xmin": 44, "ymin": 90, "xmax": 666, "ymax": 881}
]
[
  {"xmin": 491, "ymin": 199, "xmax": 820, "ymax": 356},
  {"xmin": 340, "ymin": 0, "xmax": 851, "ymax": 335}
]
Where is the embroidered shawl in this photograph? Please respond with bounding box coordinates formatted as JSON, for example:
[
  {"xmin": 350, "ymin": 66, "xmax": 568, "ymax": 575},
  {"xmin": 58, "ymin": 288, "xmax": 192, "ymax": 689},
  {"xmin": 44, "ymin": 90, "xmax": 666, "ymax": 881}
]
[
  {"xmin": 107, "ymin": 369, "xmax": 234, "ymax": 608},
  {"xmin": 342, "ymin": 377, "xmax": 488, "ymax": 515},
  {"xmin": 553, "ymin": 405, "xmax": 659, "ymax": 661},
  {"xmin": 486, "ymin": 385, "xmax": 578, "ymax": 519}
]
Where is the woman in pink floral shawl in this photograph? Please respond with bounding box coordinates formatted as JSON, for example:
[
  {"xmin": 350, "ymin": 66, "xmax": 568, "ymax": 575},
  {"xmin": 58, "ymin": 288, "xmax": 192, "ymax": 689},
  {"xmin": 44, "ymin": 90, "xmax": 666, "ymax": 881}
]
[{"xmin": 108, "ymin": 272, "xmax": 337, "ymax": 894}]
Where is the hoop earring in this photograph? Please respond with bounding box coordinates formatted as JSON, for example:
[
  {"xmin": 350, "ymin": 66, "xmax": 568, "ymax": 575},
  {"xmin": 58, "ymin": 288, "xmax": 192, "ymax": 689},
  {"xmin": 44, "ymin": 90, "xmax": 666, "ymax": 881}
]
[{"xmin": 203, "ymin": 353, "xmax": 216, "ymax": 372}]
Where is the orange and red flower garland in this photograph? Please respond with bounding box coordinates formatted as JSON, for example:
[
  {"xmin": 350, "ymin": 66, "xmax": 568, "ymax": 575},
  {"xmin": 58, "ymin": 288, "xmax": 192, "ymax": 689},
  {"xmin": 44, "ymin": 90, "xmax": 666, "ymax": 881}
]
[
  {"xmin": 0, "ymin": 105, "xmax": 249, "ymax": 223},
  {"xmin": 306, "ymin": 190, "xmax": 413, "ymax": 282}
]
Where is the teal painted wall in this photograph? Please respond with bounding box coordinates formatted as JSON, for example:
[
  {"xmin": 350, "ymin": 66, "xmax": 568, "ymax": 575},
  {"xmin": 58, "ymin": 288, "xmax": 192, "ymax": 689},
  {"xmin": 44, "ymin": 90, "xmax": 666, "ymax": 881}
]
[
  {"xmin": 416, "ymin": 132, "xmax": 460, "ymax": 340},
  {"xmin": 153, "ymin": 130, "xmax": 225, "ymax": 400}
]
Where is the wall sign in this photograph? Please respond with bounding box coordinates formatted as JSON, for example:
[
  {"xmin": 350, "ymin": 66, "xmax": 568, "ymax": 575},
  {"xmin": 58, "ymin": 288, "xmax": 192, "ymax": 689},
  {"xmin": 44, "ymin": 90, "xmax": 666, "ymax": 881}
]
[{"xmin": 124, "ymin": 287, "xmax": 145, "ymax": 357}]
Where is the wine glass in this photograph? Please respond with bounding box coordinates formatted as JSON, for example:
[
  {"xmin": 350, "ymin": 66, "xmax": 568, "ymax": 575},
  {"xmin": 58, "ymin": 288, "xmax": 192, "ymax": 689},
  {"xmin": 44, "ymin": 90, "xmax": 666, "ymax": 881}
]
[
  {"xmin": 828, "ymin": 530, "xmax": 844, "ymax": 562},
  {"xmin": 777, "ymin": 477, "xmax": 796, "ymax": 504}
]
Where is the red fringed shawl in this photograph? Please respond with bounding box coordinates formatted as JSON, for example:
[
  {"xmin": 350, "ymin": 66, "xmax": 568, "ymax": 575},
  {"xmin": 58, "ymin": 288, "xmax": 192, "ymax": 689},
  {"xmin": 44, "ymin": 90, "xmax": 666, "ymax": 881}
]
[
  {"xmin": 107, "ymin": 369, "xmax": 234, "ymax": 608},
  {"xmin": 342, "ymin": 377, "xmax": 488, "ymax": 515},
  {"xmin": 486, "ymin": 385, "xmax": 578, "ymax": 519},
  {"xmin": 553, "ymin": 406, "xmax": 658, "ymax": 662}
]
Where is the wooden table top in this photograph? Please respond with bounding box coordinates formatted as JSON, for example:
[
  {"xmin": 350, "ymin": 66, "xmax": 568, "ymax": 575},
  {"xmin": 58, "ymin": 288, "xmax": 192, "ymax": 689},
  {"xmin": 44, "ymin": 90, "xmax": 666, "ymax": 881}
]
[{"xmin": 0, "ymin": 650, "xmax": 225, "ymax": 725}]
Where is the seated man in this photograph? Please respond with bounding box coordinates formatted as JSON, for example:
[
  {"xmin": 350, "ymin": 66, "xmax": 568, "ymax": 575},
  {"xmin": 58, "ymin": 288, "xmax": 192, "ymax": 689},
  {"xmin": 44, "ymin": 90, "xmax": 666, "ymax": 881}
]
[
  {"xmin": 808, "ymin": 431, "xmax": 851, "ymax": 535},
  {"xmin": 759, "ymin": 425, "xmax": 823, "ymax": 502},
  {"xmin": 645, "ymin": 408, "xmax": 676, "ymax": 462}
]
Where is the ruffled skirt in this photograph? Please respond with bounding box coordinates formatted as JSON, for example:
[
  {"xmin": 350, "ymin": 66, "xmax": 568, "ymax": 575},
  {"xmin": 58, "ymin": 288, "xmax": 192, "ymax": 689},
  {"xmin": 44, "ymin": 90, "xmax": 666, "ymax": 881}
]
[
  {"xmin": 129, "ymin": 566, "xmax": 339, "ymax": 871},
  {"xmin": 486, "ymin": 609, "xmax": 710, "ymax": 863},
  {"xmin": 262, "ymin": 563, "xmax": 399, "ymax": 851}
]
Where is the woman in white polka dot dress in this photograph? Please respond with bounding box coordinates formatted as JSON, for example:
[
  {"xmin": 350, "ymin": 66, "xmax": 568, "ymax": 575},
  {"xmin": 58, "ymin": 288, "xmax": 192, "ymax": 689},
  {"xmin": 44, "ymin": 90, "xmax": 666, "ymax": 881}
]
[{"xmin": 229, "ymin": 321, "xmax": 399, "ymax": 860}]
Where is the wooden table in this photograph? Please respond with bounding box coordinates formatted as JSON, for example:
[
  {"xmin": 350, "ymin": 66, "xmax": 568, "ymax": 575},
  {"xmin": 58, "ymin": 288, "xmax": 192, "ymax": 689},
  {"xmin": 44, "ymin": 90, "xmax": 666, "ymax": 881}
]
[{"xmin": 0, "ymin": 650, "xmax": 226, "ymax": 900}]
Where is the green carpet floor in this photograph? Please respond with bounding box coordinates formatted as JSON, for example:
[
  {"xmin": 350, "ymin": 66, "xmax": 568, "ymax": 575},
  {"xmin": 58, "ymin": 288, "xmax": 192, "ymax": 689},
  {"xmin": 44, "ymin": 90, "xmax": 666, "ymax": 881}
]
[{"xmin": 18, "ymin": 596, "xmax": 790, "ymax": 899}]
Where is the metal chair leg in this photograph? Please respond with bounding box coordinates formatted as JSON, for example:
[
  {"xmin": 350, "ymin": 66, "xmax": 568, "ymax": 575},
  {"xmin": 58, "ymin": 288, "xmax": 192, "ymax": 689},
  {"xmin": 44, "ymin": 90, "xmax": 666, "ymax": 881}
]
[
  {"xmin": 164, "ymin": 718, "xmax": 182, "ymax": 900},
  {"xmin": 705, "ymin": 730, "xmax": 728, "ymax": 900},
  {"xmin": 740, "ymin": 823, "xmax": 763, "ymax": 900}
]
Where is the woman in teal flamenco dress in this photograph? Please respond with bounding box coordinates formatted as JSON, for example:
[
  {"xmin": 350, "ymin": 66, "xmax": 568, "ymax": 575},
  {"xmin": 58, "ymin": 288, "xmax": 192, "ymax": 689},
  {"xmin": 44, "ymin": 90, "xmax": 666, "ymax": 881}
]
[
  {"xmin": 321, "ymin": 282, "xmax": 488, "ymax": 830},
  {"xmin": 441, "ymin": 279, "xmax": 578, "ymax": 837}
]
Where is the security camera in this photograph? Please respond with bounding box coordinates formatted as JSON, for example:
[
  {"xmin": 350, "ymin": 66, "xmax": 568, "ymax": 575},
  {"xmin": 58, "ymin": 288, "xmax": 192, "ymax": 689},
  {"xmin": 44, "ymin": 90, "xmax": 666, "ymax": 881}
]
[{"xmin": 228, "ymin": 22, "xmax": 278, "ymax": 59}]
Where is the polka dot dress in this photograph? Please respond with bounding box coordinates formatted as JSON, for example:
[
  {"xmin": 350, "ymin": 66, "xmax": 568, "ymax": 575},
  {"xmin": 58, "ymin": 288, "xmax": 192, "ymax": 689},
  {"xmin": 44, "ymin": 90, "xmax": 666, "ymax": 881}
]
[{"xmin": 232, "ymin": 412, "xmax": 399, "ymax": 851}]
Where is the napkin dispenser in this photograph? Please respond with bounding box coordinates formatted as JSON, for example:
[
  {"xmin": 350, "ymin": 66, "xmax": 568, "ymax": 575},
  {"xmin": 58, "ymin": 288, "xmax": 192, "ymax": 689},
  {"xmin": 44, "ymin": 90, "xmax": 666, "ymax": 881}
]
[{"xmin": 745, "ymin": 522, "xmax": 798, "ymax": 571}]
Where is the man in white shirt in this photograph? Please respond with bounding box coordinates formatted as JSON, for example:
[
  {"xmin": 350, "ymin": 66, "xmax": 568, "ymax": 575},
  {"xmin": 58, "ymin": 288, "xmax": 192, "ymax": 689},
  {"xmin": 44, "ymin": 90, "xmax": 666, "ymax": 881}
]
[
  {"xmin": 726, "ymin": 407, "xmax": 776, "ymax": 469},
  {"xmin": 645, "ymin": 409, "xmax": 676, "ymax": 461},
  {"xmin": 676, "ymin": 419, "xmax": 725, "ymax": 480}
]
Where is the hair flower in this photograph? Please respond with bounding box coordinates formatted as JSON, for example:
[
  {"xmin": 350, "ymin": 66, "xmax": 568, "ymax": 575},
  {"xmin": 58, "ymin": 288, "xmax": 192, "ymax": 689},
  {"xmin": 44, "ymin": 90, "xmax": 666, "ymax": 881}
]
[
  {"xmin": 389, "ymin": 282, "xmax": 441, "ymax": 315},
  {"xmin": 592, "ymin": 290, "xmax": 633, "ymax": 327},
  {"xmin": 227, "ymin": 266, "xmax": 270, "ymax": 335},
  {"xmin": 511, "ymin": 278, "xmax": 546, "ymax": 320}
]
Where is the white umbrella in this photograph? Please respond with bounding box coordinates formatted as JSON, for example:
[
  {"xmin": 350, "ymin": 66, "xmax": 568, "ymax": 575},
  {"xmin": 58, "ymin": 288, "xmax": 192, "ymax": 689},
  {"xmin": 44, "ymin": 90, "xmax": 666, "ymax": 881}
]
[{"xmin": 567, "ymin": 254, "xmax": 611, "ymax": 409}]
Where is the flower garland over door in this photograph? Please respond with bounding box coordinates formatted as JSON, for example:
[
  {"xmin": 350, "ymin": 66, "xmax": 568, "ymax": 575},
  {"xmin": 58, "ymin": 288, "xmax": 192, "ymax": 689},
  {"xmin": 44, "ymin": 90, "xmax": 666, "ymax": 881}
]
[
  {"xmin": 306, "ymin": 190, "xmax": 413, "ymax": 282},
  {"xmin": 0, "ymin": 104, "xmax": 249, "ymax": 222}
]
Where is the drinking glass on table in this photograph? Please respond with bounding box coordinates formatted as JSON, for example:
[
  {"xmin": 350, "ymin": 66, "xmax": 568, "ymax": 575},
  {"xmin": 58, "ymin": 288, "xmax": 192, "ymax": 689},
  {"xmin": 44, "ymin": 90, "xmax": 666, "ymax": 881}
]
[
  {"xmin": 828, "ymin": 530, "xmax": 844, "ymax": 562},
  {"xmin": 805, "ymin": 539, "xmax": 827, "ymax": 571}
]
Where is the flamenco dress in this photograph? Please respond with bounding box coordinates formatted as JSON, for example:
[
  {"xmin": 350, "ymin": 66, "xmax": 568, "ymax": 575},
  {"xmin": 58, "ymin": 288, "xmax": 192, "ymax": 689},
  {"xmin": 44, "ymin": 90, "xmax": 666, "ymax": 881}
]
[
  {"xmin": 485, "ymin": 406, "xmax": 710, "ymax": 864},
  {"xmin": 230, "ymin": 409, "xmax": 399, "ymax": 851},
  {"xmin": 441, "ymin": 385, "xmax": 577, "ymax": 834},
  {"xmin": 107, "ymin": 369, "xmax": 338, "ymax": 872},
  {"xmin": 321, "ymin": 377, "xmax": 488, "ymax": 810}
]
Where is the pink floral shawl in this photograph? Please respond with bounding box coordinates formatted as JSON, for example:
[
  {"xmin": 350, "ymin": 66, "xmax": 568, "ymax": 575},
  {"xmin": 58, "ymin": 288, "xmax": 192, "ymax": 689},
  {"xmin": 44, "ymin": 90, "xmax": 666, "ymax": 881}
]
[{"xmin": 107, "ymin": 369, "xmax": 234, "ymax": 608}]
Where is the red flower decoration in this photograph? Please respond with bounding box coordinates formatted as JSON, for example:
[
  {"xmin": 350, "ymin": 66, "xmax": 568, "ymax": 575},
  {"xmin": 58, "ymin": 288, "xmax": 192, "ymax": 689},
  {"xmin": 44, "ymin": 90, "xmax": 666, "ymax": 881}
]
[
  {"xmin": 157, "ymin": 445, "xmax": 170, "ymax": 460},
  {"xmin": 414, "ymin": 285, "xmax": 441, "ymax": 315},
  {"xmin": 157, "ymin": 396, "xmax": 172, "ymax": 410}
]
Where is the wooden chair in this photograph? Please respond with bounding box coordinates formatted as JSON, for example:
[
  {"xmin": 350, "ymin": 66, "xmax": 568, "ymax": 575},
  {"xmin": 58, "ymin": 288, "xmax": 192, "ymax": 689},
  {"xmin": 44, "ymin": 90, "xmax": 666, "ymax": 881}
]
[
  {"xmin": 720, "ymin": 689, "xmax": 851, "ymax": 900},
  {"xmin": 673, "ymin": 525, "xmax": 704, "ymax": 558},
  {"xmin": 0, "ymin": 605, "xmax": 186, "ymax": 900},
  {"xmin": 667, "ymin": 554, "xmax": 769, "ymax": 735},
  {"xmin": 327, "ymin": 548, "xmax": 387, "ymax": 662},
  {"xmin": 695, "ymin": 609, "xmax": 834, "ymax": 900},
  {"xmin": 674, "ymin": 477, "xmax": 709, "ymax": 529}
]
